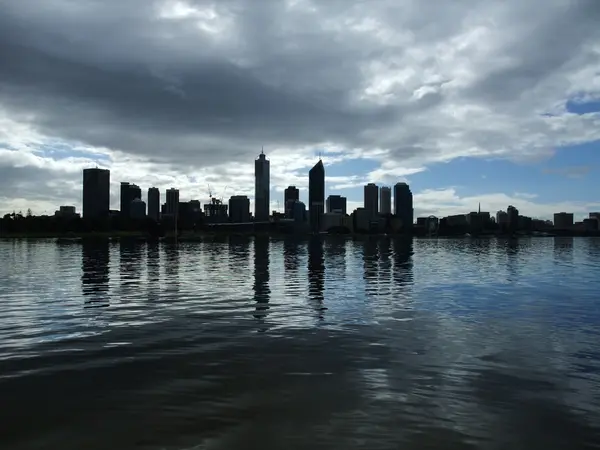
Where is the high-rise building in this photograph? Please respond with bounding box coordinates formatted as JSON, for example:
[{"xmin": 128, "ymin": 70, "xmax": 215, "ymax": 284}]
[
  {"xmin": 229, "ymin": 195, "xmax": 251, "ymax": 223},
  {"xmin": 130, "ymin": 198, "xmax": 146, "ymax": 219},
  {"xmin": 364, "ymin": 183, "xmax": 379, "ymax": 217},
  {"xmin": 326, "ymin": 195, "xmax": 347, "ymax": 215},
  {"xmin": 255, "ymin": 149, "xmax": 270, "ymax": 221},
  {"xmin": 309, "ymin": 160, "xmax": 325, "ymax": 232},
  {"xmin": 284, "ymin": 186, "xmax": 299, "ymax": 218},
  {"xmin": 82, "ymin": 168, "xmax": 110, "ymax": 219},
  {"xmin": 165, "ymin": 188, "xmax": 180, "ymax": 217},
  {"xmin": 507, "ymin": 205, "xmax": 519, "ymax": 231},
  {"xmin": 554, "ymin": 212, "xmax": 574, "ymax": 230},
  {"xmin": 393, "ymin": 182, "xmax": 414, "ymax": 230},
  {"xmin": 147, "ymin": 187, "xmax": 160, "ymax": 221},
  {"xmin": 120, "ymin": 182, "xmax": 141, "ymax": 217},
  {"xmin": 380, "ymin": 186, "xmax": 391, "ymax": 215}
]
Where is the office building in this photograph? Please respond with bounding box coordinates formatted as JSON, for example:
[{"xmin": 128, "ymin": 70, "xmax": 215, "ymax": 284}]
[
  {"xmin": 130, "ymin": 198, "xmax": 146, "ymax": 219},
  {"xmin": 284, "ymin": 186, "xmax": 299, "ymax": 218},
  {"xmin": 364, "ymin": 183, "xmax": 379, "ymax": 217},
  {"xmin": 309, "ymin": 160, "xmax": 325, "ymax": 232},
  {"xmin": 507, "ymin": 205, "xmax": 519, "ymax": 231},
  {"xmin": 255, "ymin": 149, "xmax": 270, "ymax": 221},
  {"xmin": 229, "ymin": 195, "xmax": 251, "ymax": 223},
  {"xmin": 292, "ymin": 201, "xmax": 307, "ymax": 222},
  {"xmin": 165, "ymin": 188, "xmax": 180, "ymax": 217},
  {"xmin": 554, "ymin": 212, "xmax": 574, "ymax": 230},
  {"xmin": 82, "ymin": 168, "xmax": 110, "ymax": 219},
  {"xmin": 147, "ymin": 187, "xmax": 160, "ymax": 221},
  {"xmin": 380, "ymin": 186, "xmax": 391, "ymax": 215},
  {"xmin": 393, "ymin": 182, "xmax": 414, "ymax": 230},
  {"xmin": 326, "ymin": 195, "xmax": 347, "ymax": 215},
  {"xmin": 120, "ymin": 182, "xmax": 141, "ymax": 217}
]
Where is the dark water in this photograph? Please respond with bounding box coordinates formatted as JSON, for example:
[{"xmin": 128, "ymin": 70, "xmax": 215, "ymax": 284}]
[{"xmin": 1, "ymin": 237, "xmax": 600, "ymax": 449}]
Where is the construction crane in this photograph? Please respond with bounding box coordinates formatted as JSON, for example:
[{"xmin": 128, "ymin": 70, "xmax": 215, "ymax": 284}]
[
  {"xmin": 207, "ymin": 184, "xmax": 213, "ymax": 201},
  {"xmin": 220, "ymin": 185, "xmax": 228, "ymax": 203}
]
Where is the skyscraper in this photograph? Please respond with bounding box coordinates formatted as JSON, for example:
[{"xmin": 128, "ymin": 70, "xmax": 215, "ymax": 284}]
[
  {"xmin": 166, "ymin": 188, "xmax": 180, "ymax": 217},
  {"xmin": 147, "ymin": 187, "xmax": 160, "ymax": 221},
  {"xmin": 326, "ymin": 195, "xmax": 346, "ymax": 215},
  {"xmin": 309, "ymin": 160, "xmax": 325, "ymax": 232},
  {"xmin": 120, "ymin": 182, "xmax": 141, "ymax": 217},
  {"xmin": 284, "ymin": 185, "xmax": 299, "ymax": 218},
  {"xmin": 82, "ymin": 168, "xmax": 110, "ymax": 219},
  {"xmin": 364, "ymin": 183, "xmax": 379, "ymax": 217},
  {"xmin": 393, "ymin": 182, "xmax": 414, "ymax": 230},
  {"xmin": 380, "ymin": 186, "xmax": 391, "ymax": 215},
  {"xmin": 254, "ymin": 149, "xmax": 270, "ymax": 221}
]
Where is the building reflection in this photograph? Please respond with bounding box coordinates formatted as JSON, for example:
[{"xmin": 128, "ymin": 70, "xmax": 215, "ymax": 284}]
[
  {"xmin": 553, "ymin": 236, "xmax": 574, "ymax": 264},
  {"xmin": 504, "ymin": 238, "xmax": 520, "ymax": 281},
  {"xmin": 228, "ymin": 235, "xmax": 251, "ymax": 273},
  {"xmin": 253, "ymin": 236, "xmax": 270, "ymax": 319},
  {"xmin": 308, "ymin": 236, "xmax": 325, "ymax": 315},
  {"xmin": 392, "ymin": 238, "xmax": 413, "ymax": 288},
  {"xmin": 163, "ymin": 242, "xmax": 180, "ymax": 293},
  {"xmin": 325, "ymin": 237, "xmax": 346, "ymax": 275},
  {"xmin": 119, "ymin": 239, "xmax": 143, "ymax": 299},
  {"xmin": 283, "ymin": 238, "xmax": 301, "ymax": 298},
  {"xmin": 81, "ymin": 239, "xmax": 110, "ymax": 308},
  {"xmin": 146, "ymin": 240, "xmax": 160, "ymax": 302},
  {"xmin": 363, "ymin": 238, "xmax": 379, "ymax": 296},
  {"xmin": 378, "ymin": 237, "xmax": 392, "ymax": 292}
]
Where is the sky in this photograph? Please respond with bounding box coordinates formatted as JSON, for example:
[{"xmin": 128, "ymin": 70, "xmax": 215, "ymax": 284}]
[{"xmin": 1, "ymin": 0, "xmax": 599, "ymax": 221}]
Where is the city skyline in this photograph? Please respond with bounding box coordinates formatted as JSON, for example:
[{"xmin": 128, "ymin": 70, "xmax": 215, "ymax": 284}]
[{"xmin": 1, "ymin": 1, "xmax": 600, "ymax": 221}]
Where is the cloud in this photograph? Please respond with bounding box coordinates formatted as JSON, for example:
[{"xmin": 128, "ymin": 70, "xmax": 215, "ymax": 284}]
[
  {"xmin": 1, "ymin": 0, "xmax": 600, "ymax": 215},
  {"xmin": 542, "ymin": 165, "xmax": 593, "ymax": 179}
]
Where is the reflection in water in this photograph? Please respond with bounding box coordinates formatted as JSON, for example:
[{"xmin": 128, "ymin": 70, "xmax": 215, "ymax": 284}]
[
  {"xmin": 308, "ymin": 236, "xmax": 325, "ymax": 314},
  {"xmin": 4, "ymin": 238, "xmax": 600, "ymax": 449},
  {"xmin": 325, "ymin": 237, "xmax": 346, "ymax": 276},
  {"xmin": 228, "ymin": 235, "xmax": 251, "ymax": 273},
  {"xmin": 146, "ymin": 240, "xmax": 160, "ymax": 302},
  {"xmin": 119, "ymin": 239, "xmax": 143, "ymax": 300},
  {"xmin": 253, "ymin": 236, "xmax": 270, "ymax": 319},
  {"xmin": 392, "ymin": 238, "xmax": 413, "ymax": 288},
  {"xmin": 81, "ymin": 239, "xmax": 110, "ymax": 308},
  {"xmin": 164, "ymin": 242, "xmax": 180, "ymax": 293},
  {"xmin": 504, "ymin": 238, "xmax": 520, "ymax": 281},
  {"xmin": 554, "ymin": 237, "xmax": 574, "ymax": 264},
  {"xmin": 363, "ymin": 238, "xmax": 379, "ymax": 296},
  {"xmin": 283, "ymin": 239, "xmax": 301, "ymax": 298}
]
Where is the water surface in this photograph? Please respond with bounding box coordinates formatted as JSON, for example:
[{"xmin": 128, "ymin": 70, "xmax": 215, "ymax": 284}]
[{"xmin": 1, "ymin": 237, "xmax": 600, "ymax": 449}]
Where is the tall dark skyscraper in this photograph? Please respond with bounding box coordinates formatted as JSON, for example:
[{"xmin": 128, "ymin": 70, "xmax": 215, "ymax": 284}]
[
  {"xmin": 326, "ymin": 195, "xmax": 346, "ymax": 215},
  {"xmin": 284, "ymin": 186, "xmax": 299, "ymax": 218},
  {"xmin": 82, "ymin": 168, "xmax": 110, "ymax": 219},
  {"xmin": 309, "ymin": 160, "xmax": 325, "ymax": 232},
  {"xmin": 147, "ymin": 187, "xmax": 160, "ymax": 221},
  {"xmin": 120, "ymin": 182, "xmax": 141, "ymax": 217},
  {"xmin": 393, "ymin": 182, "xmax": 414, "ymax": 230},
  {"xmin": 364, "ymin": 183, "xmax": 379, "ymax": 217},
  {"xmin": 254, "ymin": 150, "xmax": 270, "ymax": 221},
  {"xmin": 380, "ymin": 186, "xmax": 391, "ymax": 215},
  {"xmin": 165, "ymin": 188, "xmax": 180, "ymax": 217}
]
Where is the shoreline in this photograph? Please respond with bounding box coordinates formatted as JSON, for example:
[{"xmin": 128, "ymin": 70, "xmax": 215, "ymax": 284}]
[{"xmin": 1, "ymin": 231, "xmax": 596, "ymax": 240}]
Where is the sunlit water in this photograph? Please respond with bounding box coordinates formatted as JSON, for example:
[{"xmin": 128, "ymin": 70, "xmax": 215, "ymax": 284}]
[{"xmin": 1, "ymin": 236, "xmax": 600, "ymax": 449}]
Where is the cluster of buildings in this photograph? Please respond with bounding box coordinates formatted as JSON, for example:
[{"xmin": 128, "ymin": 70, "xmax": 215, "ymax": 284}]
[
  {"xmin": 47, "ymin": 151, "xmax": 596, "ymax": 235},
  {"xmin": 79, "ymin": 151, "xmax": 415, "ymax": 233}
]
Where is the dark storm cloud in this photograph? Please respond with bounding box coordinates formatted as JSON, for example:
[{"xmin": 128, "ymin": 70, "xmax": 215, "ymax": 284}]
[{"xmin": 0, "ymin": 0, "xmax": 599, "ymax": 173}]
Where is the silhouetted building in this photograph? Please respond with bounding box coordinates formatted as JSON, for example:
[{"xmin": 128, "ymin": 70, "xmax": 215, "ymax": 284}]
[
  {"xmin": 292, "ymin": 200, "xmax": 307, "ymax": 222},
  {"xmin": 393, "ymin": 182, "xmax": 414, "ymax": 230},
  {"xmin": 364, "ymin": 183, "xmax": 379, "ymax": 217},
  {"xmin": 179, "ymin": 200, "xmax": 202, "ymax": 227},
  {"xmin": 120, "ymin": 182, "xmax": 141, "ymax": 217},
  {"xmin": 496, "ymin": 210, "xmax": 508, "ymax": 230},
  {"xmin": 55, "ymin": 206, "xmax": 77, "ymax": 218},
  {"xmin": 82, "ymin": 168, "xmax": 110, "ymax": 219},
  {"xmin": 165, "ymin": 188, "xmax": 179, "ymax": 217},
  {"xmin": 255, "ymin": 149, "xmax": 270, "ymax": 221},
  {"xmin": 554, "ymin": 212, "xmax": 574, "ymax": 230},
  {"xmin": 326, "ymin": 195, "xmax": 347, "ymax": 214},
  {"xmin": 203, "ymin": 198, "xmax": 228, "ymax": 223},
  {"xmin": 147, "ymin": 187, "xmax": 160, "ymax": 221},
  {"xmin": 229, "ymin": 195, "xmax": 251, "ymax": 223},
  {"xmin": 284, "ymin": 186, "xmax": 299, "ymax": 218},
  {"xmin": 507, "ymin": 205, "xmax": 519, "ymax": 231},
  {"xmin": 380, "ymin": 186, "xmax": 391, "ymax": 215},
  {"xmin": 309, "ymin": 160, "xmax": 325, "ymax": 232},
  {"xmin": 130, "ymin": 198, "xmax": 146, "ymax": 219}
]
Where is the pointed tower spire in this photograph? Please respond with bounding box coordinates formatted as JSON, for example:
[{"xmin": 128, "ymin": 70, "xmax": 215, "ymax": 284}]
[
  {"xmin": 261, "ymin": 146, "xmax": 264, "ymax": 155},
  {"xmin": 478, "ymin": 202, "xmax": 481, "ymax": 214}
]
